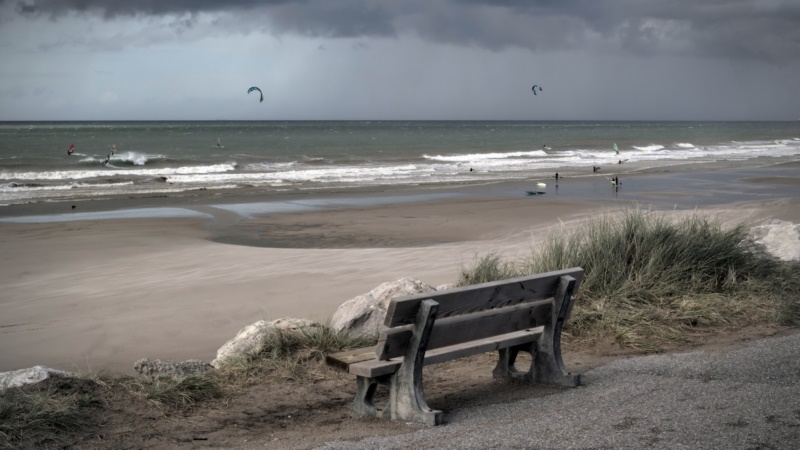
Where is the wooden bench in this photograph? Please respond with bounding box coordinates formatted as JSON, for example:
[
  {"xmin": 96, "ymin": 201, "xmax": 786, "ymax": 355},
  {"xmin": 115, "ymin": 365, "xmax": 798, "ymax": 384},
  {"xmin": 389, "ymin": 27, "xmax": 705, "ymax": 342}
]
[{"xmin": 326, "ymin": 267, "xmax": 584, "ymax": 425}]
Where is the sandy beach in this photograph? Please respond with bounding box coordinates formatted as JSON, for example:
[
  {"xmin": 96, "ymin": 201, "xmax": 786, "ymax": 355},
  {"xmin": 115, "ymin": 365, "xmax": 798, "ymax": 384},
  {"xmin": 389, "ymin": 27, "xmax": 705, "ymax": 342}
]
[{"xmin": 1, "ymin": 165, "xmax": 799, "ymax": 374}]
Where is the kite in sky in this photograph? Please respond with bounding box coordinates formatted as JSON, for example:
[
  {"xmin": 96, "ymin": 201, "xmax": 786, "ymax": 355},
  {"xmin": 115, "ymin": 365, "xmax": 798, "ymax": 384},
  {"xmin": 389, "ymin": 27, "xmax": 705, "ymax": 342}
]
[
  {"xmin": 248, "ymin": 86, "xmax": 263, "ymax": 103},
  {"xmin": 532, "ymin": 84, "xmax": 542, "ymax": 95}
]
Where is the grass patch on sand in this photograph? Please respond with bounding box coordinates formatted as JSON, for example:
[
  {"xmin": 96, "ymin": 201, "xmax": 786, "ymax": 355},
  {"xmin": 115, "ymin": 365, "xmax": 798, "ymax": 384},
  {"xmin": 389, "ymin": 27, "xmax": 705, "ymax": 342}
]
[
  {"xmin": 0, "ymin": 372, "xmax": 223, "ymax": 449},
  {"xmin": 0, "ymin": 380, "xmax": 98, "ymax": 449},
  {"xmin": 215, "ymin": 325, "xmax": 377, "ymax": 386},
  {"xmin": 458, "ymin": 209, "xmax": 800, "ymax": 350},
  {"xmin": 0, "ymin": 324, "xmax": 374, "ymax": 449}
]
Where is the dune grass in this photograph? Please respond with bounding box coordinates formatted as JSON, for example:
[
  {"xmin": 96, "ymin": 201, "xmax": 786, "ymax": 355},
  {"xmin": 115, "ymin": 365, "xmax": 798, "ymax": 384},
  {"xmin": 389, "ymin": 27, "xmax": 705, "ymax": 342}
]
[
  {"xmin": 458, "ymin": 209, "xmax": 800, "ymax": 349},
  {"xmin": 215, "ymin": 324, "xmax": 377, "ymax": 385},
  {"xmin": 0, "ymin": 381, "xmax": 97, "ymax": 449},
  {"xmin": 0, "ymin": 323, "xmax": 374, "ymax": 449}
]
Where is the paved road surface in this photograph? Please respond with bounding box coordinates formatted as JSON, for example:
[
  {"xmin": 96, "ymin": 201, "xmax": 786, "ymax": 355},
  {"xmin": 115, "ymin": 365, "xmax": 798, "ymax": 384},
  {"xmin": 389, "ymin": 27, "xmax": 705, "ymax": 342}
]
[{"xmin": 317, "ymin": 333, "xmax": 800, "ymax": 449}]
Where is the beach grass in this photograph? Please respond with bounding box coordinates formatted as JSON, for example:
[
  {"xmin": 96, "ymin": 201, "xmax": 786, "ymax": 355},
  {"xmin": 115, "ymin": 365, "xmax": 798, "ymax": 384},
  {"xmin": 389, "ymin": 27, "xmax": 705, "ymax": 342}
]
[
  {"xmin": 215, "ymin": 325, "xmax": 377, "ymax": 386},
  {"xmin": 458, "ymin": 208, "xmax": 800, "ymax": 349},
  {"xmin": 0, "ymin": 324, "xmax": 374, "ymax": 448},
  {"xmin": 0, "ymin": 380, "xmax": 98, "ymax": 449}
]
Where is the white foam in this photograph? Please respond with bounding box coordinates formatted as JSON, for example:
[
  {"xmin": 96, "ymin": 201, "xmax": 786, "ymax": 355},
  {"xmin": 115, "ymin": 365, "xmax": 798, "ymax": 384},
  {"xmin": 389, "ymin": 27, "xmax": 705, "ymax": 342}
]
[
  {"xmin": 676, "ymin": 143, "xmax": 695, "ymax": 148},
  {"xmin": 632, "ymin": 144, "xmax": 665, "ymax": 152},
  {"xmin": 423, "ymin": 150, "xmax": 548, "ymax": 162},
  {"xmin": 0, "ymin": 163, "xmax": 237, "ymax": 181}
]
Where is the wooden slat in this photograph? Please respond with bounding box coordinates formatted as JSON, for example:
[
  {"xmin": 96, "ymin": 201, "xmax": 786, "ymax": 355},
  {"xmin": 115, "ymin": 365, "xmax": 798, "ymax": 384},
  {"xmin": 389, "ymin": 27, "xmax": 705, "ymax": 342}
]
[
  {"xmin": 325, "ymin": 346, "xmax": 377, "ymax": 371},
  {"xmin": 421, "ymin": 326, "xmax": 543, "ymax": 366},
  {"xmin": 378, "ymin": 299, "xmax": 552, "ymax": 360},
  {"xmin": 384, "ymin": 268, "xmax": 583, "ymax": 327},
  {"xmin": 349, "ymin": 356, "xmax": 403, "ymax": 378},
  {"xmin": 349, "ymin": 328, "xmax": 544, "ymax": 378}
]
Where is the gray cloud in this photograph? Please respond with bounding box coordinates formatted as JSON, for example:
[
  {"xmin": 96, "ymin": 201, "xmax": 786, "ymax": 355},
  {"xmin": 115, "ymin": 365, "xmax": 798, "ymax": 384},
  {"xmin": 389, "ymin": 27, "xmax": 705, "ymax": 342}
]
[{"xmin": 6, "ymin": 0, "xmax": 800, "ymax": 62}]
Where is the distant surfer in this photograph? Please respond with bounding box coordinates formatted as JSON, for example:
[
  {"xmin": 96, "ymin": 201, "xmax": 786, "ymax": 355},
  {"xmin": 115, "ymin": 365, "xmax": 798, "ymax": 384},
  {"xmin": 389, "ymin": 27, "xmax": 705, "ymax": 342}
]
[
  {"xmin": 102, "ymin": 153, "xmax": 111, "ymax": 166},
  {"xmin": 67, "ymin": 144, "xmax": 75, "ymax": 156},
  {"xmin": 111, "ymin": 144, "xmax": 116, "ymax": 155},
  {"xmin": 592, "ymin": 166, "xmax": 600, "ymax": 172},
  {"xmin": 618, "ymin": 160, "xmax": 624, "ymax": 164},
  {"xmin": 217, "ymin": 138, "xmax": 223, "ymax": 148}
]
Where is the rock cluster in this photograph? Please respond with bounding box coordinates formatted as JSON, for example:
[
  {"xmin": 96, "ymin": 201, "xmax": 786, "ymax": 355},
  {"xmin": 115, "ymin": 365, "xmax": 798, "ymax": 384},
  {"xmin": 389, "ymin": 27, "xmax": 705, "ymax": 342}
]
[
  {"xmin": 750, "ymin": 219, "xmax": 800, "ymax": 261},
  {"xmin": 211, "ymin": 318, "xmax": 320, "ymax": 368},
  {"xmin": 330, "ymin": 277, "xmax": 435, "ymax": 335},
  {"xmin": 133, "ymin": 358, "xmax": 214, "ymax": 378},
  {"xmin": 0, "ymin": 366, "xmax": 73, "ymax": 390}
]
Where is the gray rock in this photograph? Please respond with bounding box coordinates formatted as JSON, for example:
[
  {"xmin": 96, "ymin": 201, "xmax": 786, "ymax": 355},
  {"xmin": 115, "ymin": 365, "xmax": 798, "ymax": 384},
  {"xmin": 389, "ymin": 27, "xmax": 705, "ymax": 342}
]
[
  {"xmin": 0, "ymin": 365, "xmax": 73, "ymax": 390},
  {"xmin": 133, "ymin": 358, "xmax": 214, "ymax": 378},
  {"xmin": 330, "ymin": 278, "xmax": 436, "ymax": 336},
  {"xmin": 750, "ymin": 219, "xmax": 800, "ymax": 261},
  {"xmin": 211, "ymin": 318, "xmax": 320, "ymax": 368}
]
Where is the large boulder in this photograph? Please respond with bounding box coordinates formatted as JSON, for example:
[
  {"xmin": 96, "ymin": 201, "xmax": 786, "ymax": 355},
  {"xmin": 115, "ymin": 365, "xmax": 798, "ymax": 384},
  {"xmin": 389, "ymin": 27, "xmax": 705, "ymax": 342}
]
[
  {"xmin": 211, "ymin": 318, "xmax": 320, "ymax": 368},
  {"xmin": 0, "ymin": 366, "xmax": 73, "ymax": 391},
  {"xmin": 133, "ymin": 359, "xmax": 214, "ymax": 378},
  {"xmin": 750, "ymin": 219, "xmax": 800, "ymax": 261},
  {"xmin": 330, "ymin": 278, "xmax": 436, "ymax": 336}
]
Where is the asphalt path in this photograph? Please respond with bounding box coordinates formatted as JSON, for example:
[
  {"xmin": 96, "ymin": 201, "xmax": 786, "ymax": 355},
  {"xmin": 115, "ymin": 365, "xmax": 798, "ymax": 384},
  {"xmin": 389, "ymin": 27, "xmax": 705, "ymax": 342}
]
[{"xmin": 317, "ymin": 332, "xmax": 800, "ymax": 449}]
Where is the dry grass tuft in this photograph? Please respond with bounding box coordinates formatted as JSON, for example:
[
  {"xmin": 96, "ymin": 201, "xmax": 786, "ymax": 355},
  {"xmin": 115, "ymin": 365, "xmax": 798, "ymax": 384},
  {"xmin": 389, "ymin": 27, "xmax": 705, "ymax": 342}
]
[{"xmin": 458, "ymin": 208, "xmax": 800, "ymax": 349}]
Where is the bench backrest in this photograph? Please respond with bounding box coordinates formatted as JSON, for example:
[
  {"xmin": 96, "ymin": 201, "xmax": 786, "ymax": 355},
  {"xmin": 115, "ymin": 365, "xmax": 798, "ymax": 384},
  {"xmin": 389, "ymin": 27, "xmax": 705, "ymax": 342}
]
[{"xmin": 376, "ymin": 267, "xmax": 584, "ymax": 360}]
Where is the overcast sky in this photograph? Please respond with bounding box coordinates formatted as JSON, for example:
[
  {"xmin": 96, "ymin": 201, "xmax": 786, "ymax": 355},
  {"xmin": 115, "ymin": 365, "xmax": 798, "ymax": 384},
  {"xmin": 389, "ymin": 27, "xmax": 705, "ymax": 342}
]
[{"xmin": 1, "ymin": 0, "xmax": 799, "ymax": 121}]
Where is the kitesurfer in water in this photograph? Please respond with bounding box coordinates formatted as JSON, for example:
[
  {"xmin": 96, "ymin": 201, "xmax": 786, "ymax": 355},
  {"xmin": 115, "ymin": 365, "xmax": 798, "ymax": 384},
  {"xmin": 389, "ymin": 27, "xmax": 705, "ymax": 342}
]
[
  {"xmin": 67, "ymin": 144, "xmax": 75, "ymax": 155},
  {"xmin": 111, "ymin": 144, "xmax": 116, "ymax": 155}
]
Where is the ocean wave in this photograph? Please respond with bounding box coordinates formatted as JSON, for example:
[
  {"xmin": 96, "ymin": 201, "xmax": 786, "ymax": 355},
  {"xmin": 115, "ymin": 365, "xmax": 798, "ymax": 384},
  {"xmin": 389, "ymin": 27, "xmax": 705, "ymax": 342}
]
[
  {"xmin": 0, "ymin": 183, "xmax": 73, "ymax": 192},
  {"xmin": 632, "ymin": 144, "xmax": 665, "ymax": 152},
  {"xmin": 166, "ymin": 164, "xmax": 429, "ymax": 185},
  {"xmin": 242, "ymin": 161, "xmax": 298, "ymax": 171},
  {"xmin": 110, "ymin": 151, "xmax": 165, "ymax": 166},
  {"xmin": 676, "ymin": 143, "xmax": 695, "ymax": 148},
  {"xmin": 423, "ymin": 150, "xmax": 548, "ymax": 162},
  {"xmin": 0, "ymin": 163, "xmax": 238, "ymax": 181}
]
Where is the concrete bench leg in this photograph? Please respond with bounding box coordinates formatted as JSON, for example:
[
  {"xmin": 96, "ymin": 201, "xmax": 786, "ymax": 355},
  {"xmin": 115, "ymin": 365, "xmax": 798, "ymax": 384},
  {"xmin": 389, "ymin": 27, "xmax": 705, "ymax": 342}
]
[
  {"xmin": 352, "ymin": 375, "xmax": 381, "ymax": 417},
  {"xmin": 493, "ymin": 275, "xmax": 581, "ymax": 387},
  {"xmin": 381, "ymin": 299, "xmax": 443, "ymax": 425}
]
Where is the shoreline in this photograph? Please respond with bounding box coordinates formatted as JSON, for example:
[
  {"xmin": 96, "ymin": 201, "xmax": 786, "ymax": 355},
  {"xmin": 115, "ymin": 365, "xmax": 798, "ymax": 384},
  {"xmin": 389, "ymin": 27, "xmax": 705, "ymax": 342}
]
[
  {"xmin": 1, "ymin": 157, "xmax": 798, "ymax": 222},
  {"xmin": 1, "ymin": 162, "xmax": 799, "ymax": 374}
]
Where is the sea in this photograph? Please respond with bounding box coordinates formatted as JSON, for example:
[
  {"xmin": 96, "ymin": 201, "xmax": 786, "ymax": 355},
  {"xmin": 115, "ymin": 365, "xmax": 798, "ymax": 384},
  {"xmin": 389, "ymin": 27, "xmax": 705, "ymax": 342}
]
[{"xmin": 1, "ymin": 121, "xmax": 799, "ymax": 206}]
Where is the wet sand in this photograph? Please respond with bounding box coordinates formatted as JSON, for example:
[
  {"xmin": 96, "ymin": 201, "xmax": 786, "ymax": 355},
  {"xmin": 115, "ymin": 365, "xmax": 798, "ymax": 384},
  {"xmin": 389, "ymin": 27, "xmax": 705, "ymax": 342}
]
[{"xmin": 1, "ymin": 165, "xmax": 799, "ymax": 374}]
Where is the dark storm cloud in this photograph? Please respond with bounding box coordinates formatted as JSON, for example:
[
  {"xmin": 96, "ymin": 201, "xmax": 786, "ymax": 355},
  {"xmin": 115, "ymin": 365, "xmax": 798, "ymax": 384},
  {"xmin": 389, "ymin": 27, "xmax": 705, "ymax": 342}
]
[{"xmin": 7, "ymin": 0, "xmax": 800, "ymax": 61}]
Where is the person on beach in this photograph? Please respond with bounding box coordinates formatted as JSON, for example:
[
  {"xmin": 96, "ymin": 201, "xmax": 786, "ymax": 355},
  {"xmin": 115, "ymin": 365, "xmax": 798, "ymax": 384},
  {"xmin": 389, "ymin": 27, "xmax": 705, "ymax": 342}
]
[{"xmin": 555, "ymin": 172, "xmax": 559, "ymax": 182}]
